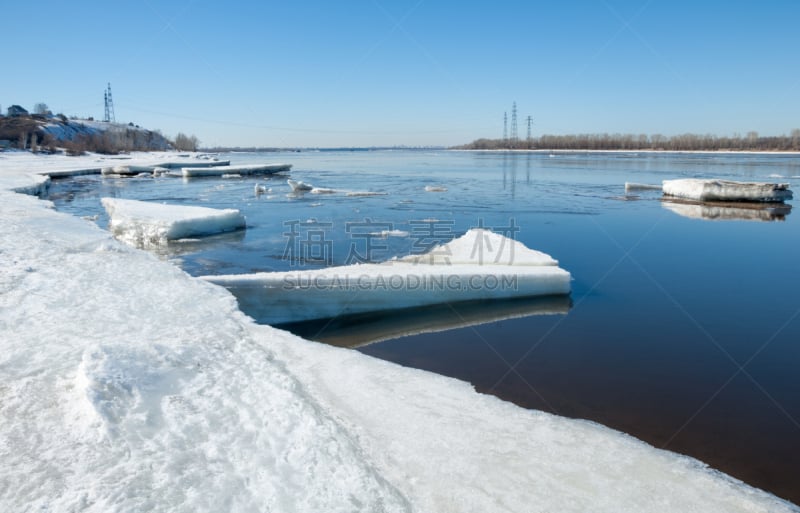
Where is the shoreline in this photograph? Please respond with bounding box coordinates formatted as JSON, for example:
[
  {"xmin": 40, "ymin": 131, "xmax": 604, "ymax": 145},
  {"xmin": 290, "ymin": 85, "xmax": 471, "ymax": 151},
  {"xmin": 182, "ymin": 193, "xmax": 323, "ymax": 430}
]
[
  {"xmin": 452, "ymin": 148, "xmax": 800, "ymax": 156},
  {"xmin": 1, "ymin": 152, "xmax": 798, "ymax": 512}
]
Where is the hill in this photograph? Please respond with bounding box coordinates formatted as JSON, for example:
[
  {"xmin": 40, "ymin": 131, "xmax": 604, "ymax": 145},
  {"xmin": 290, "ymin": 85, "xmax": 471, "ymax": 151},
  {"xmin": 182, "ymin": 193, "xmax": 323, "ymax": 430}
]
[{"xmin": 0, "ymin": 114, "xmax": 172, "ymax": 154}]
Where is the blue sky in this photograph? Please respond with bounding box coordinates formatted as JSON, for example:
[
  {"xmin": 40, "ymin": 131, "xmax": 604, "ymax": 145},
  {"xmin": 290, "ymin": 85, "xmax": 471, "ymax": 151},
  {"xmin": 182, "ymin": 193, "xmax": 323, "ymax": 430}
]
[{"xmin": 2, "ymin": 0, "xmax": 798, "ymax": 147}]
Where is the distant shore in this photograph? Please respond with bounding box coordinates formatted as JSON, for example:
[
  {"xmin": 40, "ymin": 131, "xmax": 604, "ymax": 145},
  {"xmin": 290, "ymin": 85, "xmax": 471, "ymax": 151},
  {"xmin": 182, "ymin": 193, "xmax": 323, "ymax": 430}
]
[{"xmin": 453, "ymin": 148, "xmax": 800, "ymax": 156}]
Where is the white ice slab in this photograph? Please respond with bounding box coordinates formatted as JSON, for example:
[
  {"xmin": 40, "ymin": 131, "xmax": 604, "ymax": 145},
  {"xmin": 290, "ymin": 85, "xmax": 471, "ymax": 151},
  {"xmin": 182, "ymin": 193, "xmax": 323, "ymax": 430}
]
[
  {"xmin": 202, "ymin": 229, "xmax": 569, "ymax": 324},
  {"xmin": 182, "ymin": 163, "xmax": 292, "ymax": 177},
  {"xmin": 662, "ymin": 179, "xmax": 793, "ymax": 202},
  {"xmin": 101, "ymin": 198, "xmax": 245, "ymax": 247}
]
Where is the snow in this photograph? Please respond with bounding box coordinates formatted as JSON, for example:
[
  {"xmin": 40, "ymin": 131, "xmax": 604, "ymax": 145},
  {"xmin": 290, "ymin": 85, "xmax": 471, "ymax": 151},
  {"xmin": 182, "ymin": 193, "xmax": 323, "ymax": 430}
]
[
  {"xmin": 101, "ymin": 198, "xmax": 246, "ymax": 247},
  {"xmin": 399, "ymin": 228, "xmax": 560, "ymax": 266},
  {"xmin": 662, "ymin": 179, "xmax": 793, "ymax": 202},
  {"xmin": 203, "ymin": 229, "xmax": 570, "ymax": 324},
  {"xmin": 1, "ymin": 154, "xmax": 798, "ymax": 513}
]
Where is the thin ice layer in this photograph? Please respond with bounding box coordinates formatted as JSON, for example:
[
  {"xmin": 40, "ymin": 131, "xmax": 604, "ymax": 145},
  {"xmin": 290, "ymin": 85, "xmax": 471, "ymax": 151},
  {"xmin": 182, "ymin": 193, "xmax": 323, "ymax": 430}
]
[
  {"xmin": 662, "ymin": 178, "xmax": 793, "ymax": 202},
  {"xmin": 101, "ymin": 197, "xmax": 246, "ymax": 247}
]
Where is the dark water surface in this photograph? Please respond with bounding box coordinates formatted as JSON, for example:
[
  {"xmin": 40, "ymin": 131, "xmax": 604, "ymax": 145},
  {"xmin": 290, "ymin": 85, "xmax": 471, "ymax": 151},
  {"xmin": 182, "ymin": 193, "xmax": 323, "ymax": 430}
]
[{"xmin": 48, "ymin": 150, "xmax": 800, "ymax": 503}]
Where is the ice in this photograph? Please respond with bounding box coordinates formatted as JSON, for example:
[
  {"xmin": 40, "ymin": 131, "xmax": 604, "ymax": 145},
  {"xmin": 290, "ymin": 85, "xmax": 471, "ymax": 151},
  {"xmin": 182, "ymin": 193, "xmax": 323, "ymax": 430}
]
[
  {"xmin": 101, "ymin": 164, "xmax": 156, "ymax": 176},
  {"xmin": 101, "ymin": 198, "xmax": 246, "ymax": 247},
  {"xmin": 287, "ymin": 178, "xmax": 313, "ymax": 192},
  {"xmin": 1, "ymin": 156, "xmax": 798, "ymax": 513},
  {"xmin": 203, "ymin": 229, "xmax": 570, "ymax": 324},
  {"xmin": 662, "ymin": 178, "xmax": 793, "ymax": 202},
  {"xmin": 424, "ymin": 185, "xmax": 448, "ymax": 192},
  {"xmin": 182, "ymin": 163, "xmax": 292, "ymax": 177},
  {"xmin": 625, "ymin": 182, "xmax": 663, "ymax": 192},
  {"xmin": 399, "ymin": 228, "xmax": 560, "ymax": 266}
]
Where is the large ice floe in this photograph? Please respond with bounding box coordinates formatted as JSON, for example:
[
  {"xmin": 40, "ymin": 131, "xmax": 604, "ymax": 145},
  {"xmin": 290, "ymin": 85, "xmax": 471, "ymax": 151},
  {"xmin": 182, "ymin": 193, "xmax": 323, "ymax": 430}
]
[
  {"xmin": 182, "ymin": 163, "xmax": 292, "ymax": 177},
  {"xmin": 202, "ymin": 229, "xmax": 571, "ymax": 325},
  {"xmin": 1, "ymin": 155, "xmax": 799, "ymax": 512},
  {"xmin": 662, "ymin": 178, "xmax": 793, "ymax": 202},
  {"xmin": 101, "ymin": 197, "xmax": 246, "ymax": 247}
]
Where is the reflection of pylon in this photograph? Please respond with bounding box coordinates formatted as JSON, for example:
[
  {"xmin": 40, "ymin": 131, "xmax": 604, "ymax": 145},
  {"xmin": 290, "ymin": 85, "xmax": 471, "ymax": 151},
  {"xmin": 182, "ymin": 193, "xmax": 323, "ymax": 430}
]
[{"xmin": 104, "ymin": 83, "xmax": 115, "ymax": 123}]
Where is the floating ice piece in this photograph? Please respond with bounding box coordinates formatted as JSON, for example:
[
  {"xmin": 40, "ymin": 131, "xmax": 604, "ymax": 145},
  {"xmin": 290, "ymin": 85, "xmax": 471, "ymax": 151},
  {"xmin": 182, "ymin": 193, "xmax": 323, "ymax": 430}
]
[
  {"xmin": 152, "ymin": 159, "xmax": 231, "ymax": 169},
  {"xmin": 425, "ymin": 185, "xmax": 448, "ymax": 192},
  {"xmin": 202, "ymin": 229, "xmax": 570, "ymax": 324},
  {"xmin": 101, "ymin": 198, "xmax": 246, "ymax": 247},
  {"xmin": 625, "ymin": 182, "xmax": 663, "ymax": 192},
  {"xmin": 345, "ymin": 191, "xmax": 388, "ymax": 197},
  {"xmin": 254, "ymin": 184, "xmax": 270, "ymax": 195},
  {"xmin": 311, "ymin": 187, "xmax": 337, "ymax": 194},
  {"xmin": 101, "ymin": 165, "xmax": 155, "ymax": 176},
  {"xmin": 662, "ymin": 199, "xmax": 792, "ymax": 222},
  {"xmin": 287, "ymin": 179, "xmax": 313, "ymax": 192},
  {"xmin": 662, "ymin": 179, "xmax": 793, "ymax": 202},
  {"xmin": 182, "ymin": 163, "xmax": 291, "ymax": 177}
]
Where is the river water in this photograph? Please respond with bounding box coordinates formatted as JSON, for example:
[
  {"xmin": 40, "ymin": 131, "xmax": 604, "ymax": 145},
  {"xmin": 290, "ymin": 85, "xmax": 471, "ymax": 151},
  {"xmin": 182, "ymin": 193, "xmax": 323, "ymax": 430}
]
[{"xmin": 47, "ymin": 150, "xmax": 800, "ymax": 503}]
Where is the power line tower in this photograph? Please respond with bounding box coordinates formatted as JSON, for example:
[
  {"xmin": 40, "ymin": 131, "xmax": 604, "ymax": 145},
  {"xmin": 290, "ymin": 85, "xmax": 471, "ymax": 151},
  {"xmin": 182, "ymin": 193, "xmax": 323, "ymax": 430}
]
[
  {"xmin": 503, "ymin": 111, "xmax": 508, "ymax": 142},
  {"xmin": 510, "ymin": 102, "xmax": 518, "ymax": 142},
  {"xmin": 526, "ymin": 115, "xmax": 533, "ymax": 142},
  {"xmin": 103, "ymin": 83, "xmax": 116, "ymax": 123}
]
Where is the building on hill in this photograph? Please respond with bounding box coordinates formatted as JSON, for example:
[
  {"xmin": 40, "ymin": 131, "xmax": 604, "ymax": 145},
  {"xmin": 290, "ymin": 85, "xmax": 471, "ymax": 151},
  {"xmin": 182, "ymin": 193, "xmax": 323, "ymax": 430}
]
[{"xmin": 7, "ymin": 105, "xmax": 29, "ymax": 117}]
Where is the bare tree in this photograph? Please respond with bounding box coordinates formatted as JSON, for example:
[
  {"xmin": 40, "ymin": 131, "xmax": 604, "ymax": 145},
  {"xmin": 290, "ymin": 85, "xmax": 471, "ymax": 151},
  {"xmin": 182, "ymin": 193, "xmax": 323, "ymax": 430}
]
[{"xmin": 173, "ymin": 132, "xmax": 200, "ymax": 151}]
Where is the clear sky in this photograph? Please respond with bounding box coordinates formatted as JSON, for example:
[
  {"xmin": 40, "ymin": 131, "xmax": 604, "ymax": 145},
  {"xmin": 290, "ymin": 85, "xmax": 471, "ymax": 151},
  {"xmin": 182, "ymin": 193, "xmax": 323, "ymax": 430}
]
[{"xmin": 2, "ymin": 0, "xmax": 798, "ymax": 147}]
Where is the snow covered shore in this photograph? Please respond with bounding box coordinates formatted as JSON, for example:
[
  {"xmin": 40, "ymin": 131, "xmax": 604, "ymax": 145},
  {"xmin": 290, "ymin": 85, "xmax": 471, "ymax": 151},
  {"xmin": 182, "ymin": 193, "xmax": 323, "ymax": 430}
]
[{"xmin": 1, "ymin": 152, "xmax": 798, "ymax": 512}]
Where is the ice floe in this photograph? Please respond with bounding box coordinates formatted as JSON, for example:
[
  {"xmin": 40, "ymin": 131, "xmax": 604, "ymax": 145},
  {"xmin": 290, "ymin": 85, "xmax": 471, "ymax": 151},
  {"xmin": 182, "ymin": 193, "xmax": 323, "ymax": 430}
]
[
  {"xmin": 202, "ymin": 229, "xmax": 569, "ymax": 324},
  {"xmin": 101, "ymin": 198, "xmax": 246, "ymax": 247},
  {"xmin": 662, "ymin": 179, "xmax": 793, "ymax": 202},
  {"xmin": 182, "ymin": 163, "xmax": 292, "ymax": 177}
]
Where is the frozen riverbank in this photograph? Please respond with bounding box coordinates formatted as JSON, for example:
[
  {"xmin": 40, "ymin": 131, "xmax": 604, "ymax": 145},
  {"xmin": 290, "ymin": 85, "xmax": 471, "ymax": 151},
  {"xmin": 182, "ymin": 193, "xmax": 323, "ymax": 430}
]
[{"xmin": 1, "ymin": 152, "xmax": 797, "ymax": 512}]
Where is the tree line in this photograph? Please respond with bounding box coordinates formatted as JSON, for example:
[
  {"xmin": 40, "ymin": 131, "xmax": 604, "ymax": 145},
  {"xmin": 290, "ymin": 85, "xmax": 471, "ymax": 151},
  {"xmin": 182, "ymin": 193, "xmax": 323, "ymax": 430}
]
[{"xmin": 457, "ymin": 130, "xmax": 800, "ymax": 152}]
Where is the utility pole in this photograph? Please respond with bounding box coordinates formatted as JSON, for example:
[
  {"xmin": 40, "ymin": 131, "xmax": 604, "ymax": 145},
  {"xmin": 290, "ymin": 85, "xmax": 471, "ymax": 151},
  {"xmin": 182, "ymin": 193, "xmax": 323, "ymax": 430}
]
[
  {"xmin": 526, "ymin": 115, "xmax": 533, "ymax": 142},
  {"xmin": 510, "ymin": 102, "xmax": 518, "ymax": 143},
  {"xmin": 104, "ymin": 83, "xmax": 115, "ymax": 123}
]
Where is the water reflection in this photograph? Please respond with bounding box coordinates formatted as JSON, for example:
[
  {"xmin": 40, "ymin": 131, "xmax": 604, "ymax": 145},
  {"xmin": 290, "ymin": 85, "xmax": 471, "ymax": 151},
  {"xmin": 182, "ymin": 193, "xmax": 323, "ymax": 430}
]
[
  {"xmin": 662, "ymin": 199, "xmax": 792, "ymax": 222},
  {"xmin": 278, "ymin": 295, "xmax": 571, "ymax": 348}
]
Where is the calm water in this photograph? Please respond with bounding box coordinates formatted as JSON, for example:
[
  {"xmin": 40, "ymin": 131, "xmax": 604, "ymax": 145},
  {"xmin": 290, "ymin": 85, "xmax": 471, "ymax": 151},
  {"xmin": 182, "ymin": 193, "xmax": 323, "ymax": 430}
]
[{"xmin": 48, "ymin": 150, "xmax": 800, "ymax": 503}]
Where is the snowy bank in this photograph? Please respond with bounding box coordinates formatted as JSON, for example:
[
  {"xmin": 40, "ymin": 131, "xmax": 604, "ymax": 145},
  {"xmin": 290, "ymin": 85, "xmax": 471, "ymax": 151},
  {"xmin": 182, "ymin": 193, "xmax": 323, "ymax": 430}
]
[
  {"xmin": 102, "ymin": 198, "xmax": 246, "ymax": 247},
  {"xmin": 1, "ymin": 157, "xmax": 798, "ymax": 512},
  {"xmin": 202, "ymin": 229, "xmax": 571, "ymax": 325},
  {"xmin": 662, "ymin": 179, "xmax": 793, "ymax": 202}
]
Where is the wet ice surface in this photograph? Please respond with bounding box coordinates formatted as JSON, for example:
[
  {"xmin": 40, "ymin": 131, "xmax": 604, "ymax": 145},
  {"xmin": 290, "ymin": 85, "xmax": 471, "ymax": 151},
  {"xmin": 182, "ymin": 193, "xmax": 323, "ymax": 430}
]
[{"xmin": 47, "ymin": 150, "xmax": 800, "ymax": 503}]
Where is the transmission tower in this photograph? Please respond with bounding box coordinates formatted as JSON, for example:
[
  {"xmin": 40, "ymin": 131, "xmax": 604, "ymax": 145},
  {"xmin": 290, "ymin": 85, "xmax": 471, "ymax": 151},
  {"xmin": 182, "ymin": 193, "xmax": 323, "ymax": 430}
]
[
  {"xmin": 526, "ymin": 115, "xmax": 533, "ymax": 141},
  {"xmin": 103, "ymin": 83, "xmax": 115, "ymax": 123},
  {"xmin": 503, "ymin": 112, "xmax": 508, "ymax": 141},
  {"xmin": 510, "ymin": 102, "xmax": 518, "ymax": 142}
]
